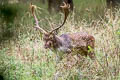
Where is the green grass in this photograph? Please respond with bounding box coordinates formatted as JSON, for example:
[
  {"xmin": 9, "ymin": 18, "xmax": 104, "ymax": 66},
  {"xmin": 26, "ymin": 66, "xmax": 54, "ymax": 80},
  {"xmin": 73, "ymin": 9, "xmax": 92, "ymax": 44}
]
[
  {"xmin": 0, "ymin": 0, "xmax": 120, "ymax": 80},
  {"xmin": 74, "ymin": 0, "xmax": 106, "ymax": 21}
]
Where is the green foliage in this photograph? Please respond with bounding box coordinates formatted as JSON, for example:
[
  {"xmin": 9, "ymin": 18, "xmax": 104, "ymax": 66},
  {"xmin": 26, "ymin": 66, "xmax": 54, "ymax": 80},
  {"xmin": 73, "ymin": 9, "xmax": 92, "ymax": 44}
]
[
  {"xmin": 0, "ymin": 3, "xmax": 29, "ymax": 42},
  {"xmin": 88, "ymin": 46, "xmax": 94, "ymax": 53},
  {"xmin": 116, "ymin": 29, "xmax": 120, "ymax": 35},
  {"xmin": 74, "ymin": 0, "xmax": 106, "ymax": 21}
]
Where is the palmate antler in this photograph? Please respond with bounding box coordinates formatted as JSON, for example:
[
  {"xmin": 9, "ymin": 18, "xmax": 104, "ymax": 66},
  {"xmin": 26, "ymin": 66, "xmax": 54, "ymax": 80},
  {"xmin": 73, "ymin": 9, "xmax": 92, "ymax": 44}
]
[
  {"xmin": 30, "ymin": 2, "xmax": 70, "ymax": 34},
  {"xmin": 30, "ymin": 3, "xmax": 48, "ymax": 34},
  {"xmin": 50, "ymin": 2, "xmax": 70, "ymax": 34}
]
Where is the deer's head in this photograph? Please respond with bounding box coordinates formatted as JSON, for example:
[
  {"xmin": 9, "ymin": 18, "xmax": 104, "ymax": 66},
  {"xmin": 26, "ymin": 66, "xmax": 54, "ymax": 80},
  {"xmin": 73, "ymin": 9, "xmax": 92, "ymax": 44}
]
[{"xmin": 30, "ymin": 2, "xmax": 70, "ymax": 49}]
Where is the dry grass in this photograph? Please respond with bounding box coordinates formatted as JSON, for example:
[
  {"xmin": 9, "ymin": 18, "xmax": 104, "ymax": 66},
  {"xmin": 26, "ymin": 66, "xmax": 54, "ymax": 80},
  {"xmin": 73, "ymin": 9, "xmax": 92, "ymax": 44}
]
[{"xmin": 0, "ymin": 5, "xmax": 120, "ymax": 80}]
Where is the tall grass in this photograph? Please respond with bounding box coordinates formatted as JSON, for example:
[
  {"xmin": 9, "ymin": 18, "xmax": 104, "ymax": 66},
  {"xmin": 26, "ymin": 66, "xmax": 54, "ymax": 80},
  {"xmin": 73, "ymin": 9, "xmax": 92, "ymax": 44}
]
[{"xmin": 0, "ymin": 0, "xmax": 120, "ymax": 80}]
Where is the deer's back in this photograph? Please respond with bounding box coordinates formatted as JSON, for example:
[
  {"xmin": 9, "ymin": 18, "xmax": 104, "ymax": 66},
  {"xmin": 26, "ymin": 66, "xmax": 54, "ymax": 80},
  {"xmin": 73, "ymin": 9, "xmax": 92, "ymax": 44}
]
[
  {"xmin": 68, "ymin": 32, "xmax": 95, "ymax": 48},
  {"xmin": 59, "ymin": 32, "xmax": 95, "ymax": 56}
]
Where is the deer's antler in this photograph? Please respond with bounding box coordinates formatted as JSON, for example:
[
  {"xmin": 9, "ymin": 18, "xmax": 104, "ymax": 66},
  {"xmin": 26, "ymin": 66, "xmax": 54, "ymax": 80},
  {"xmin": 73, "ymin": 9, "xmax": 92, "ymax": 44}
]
[
  {"xmin": 49, "ymin": 2, "xmax": 70, "ymax": 34},
  {"xmin": 30, "ymin": 3, "xmax": 47, "ymax": 34}
]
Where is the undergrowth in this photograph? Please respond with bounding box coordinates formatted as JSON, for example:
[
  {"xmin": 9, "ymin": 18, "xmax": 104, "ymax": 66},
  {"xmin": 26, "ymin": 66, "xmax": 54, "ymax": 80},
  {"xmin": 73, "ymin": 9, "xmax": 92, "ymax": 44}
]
[{"xmin": 0, "ymin": 0, "xmax": 120, "ymax": 80}]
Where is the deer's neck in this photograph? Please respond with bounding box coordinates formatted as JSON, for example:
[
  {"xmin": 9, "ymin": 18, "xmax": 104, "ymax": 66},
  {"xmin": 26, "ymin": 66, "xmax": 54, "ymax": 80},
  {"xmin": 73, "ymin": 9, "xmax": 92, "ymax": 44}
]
[
  {"xmin": 53, "ymin": 34, "xmax": 72, "ymax": 53},
  {"xmin": 52, "ymin": 35, "xmax": 63, "ymax": 49}
]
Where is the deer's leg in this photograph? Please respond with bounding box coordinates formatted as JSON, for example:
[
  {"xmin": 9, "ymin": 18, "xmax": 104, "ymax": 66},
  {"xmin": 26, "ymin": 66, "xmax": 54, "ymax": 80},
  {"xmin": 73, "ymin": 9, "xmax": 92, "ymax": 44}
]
[
  {"xmin": 55, "ymin": 55, "xmax": 61, "ymax": 63},
  {"xmin": 55, "ymin": 52, "xmax": 64, "ymax": 63},
  {"xmin": 87, "ymin": 45, "xmax": 99, "ymax": 69},
  {"xmin": 53, "ymin": 71, "xmax": 62, "ymax": 80}
]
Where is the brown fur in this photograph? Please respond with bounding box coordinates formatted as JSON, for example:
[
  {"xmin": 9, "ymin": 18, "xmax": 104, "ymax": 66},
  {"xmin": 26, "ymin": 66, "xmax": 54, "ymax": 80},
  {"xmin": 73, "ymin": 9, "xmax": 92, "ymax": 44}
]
[{"xmin": 43, "ymin": 32, "xmax": 95, "ymax": 60}]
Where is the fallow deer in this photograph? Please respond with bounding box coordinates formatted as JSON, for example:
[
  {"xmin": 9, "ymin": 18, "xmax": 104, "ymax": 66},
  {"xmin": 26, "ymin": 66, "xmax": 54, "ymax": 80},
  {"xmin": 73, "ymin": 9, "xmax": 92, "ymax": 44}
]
[{"xmin": 30, "ymin": 2, "xmax": 95, "ymax": 61}]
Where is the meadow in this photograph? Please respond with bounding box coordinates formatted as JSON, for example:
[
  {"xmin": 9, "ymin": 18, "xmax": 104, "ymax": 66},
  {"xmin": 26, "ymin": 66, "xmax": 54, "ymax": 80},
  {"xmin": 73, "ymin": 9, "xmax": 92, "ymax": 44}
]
[{"xmin": 0, "ymin": 0, "xmax": 120, "ymax": 80}]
